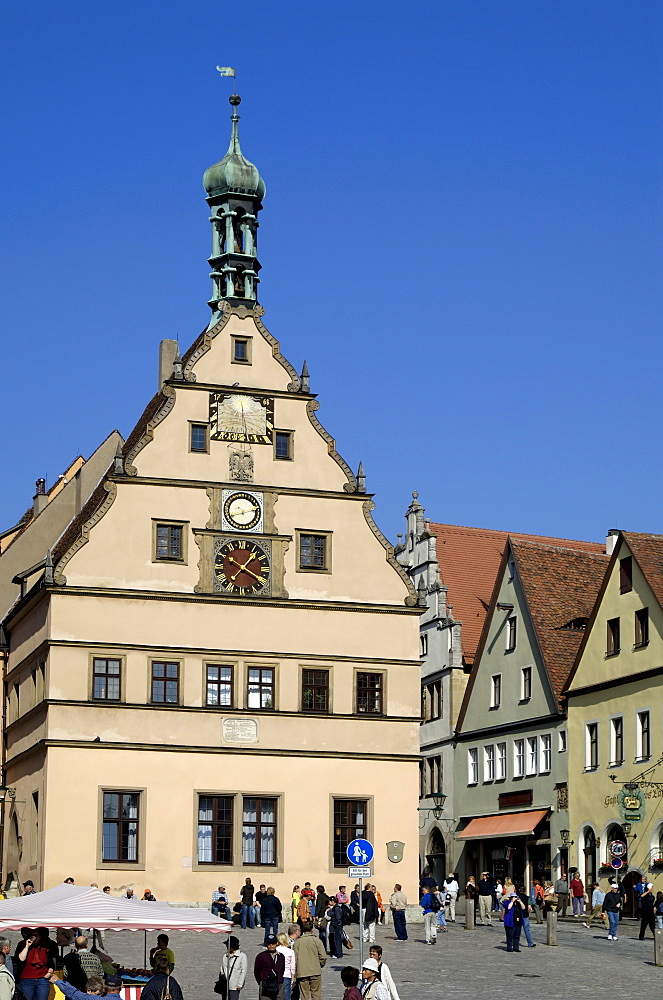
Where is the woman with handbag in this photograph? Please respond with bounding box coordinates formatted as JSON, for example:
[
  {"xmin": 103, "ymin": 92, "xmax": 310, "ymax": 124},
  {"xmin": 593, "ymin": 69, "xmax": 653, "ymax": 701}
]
[
  {"xmin": 139, "ymin": 958, "xmax": 183, "ymax": 1000},
  {"xmin": 217, "ymin": 936, "xmax": 247, "ymax": 1000}
]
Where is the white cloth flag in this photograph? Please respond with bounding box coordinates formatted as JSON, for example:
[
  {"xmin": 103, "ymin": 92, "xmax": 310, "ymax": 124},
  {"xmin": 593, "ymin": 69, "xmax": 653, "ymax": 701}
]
[{"xmin": 216, "ymin": 66, "xmax": 236, "ymax": 77}]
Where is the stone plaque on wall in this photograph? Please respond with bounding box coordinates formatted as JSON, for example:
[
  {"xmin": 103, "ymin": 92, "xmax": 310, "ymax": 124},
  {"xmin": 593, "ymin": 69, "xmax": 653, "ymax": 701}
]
[{"xmin": 222, "ymin": 717, "xmax": 259, "ymax": 744}]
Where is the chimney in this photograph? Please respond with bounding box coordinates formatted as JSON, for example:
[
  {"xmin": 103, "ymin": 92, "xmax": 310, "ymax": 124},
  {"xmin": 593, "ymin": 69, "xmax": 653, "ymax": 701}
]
[
  {"xmin": 606, "ymin": 529, "xmax": 620, "ymax": 556},
  {"xmin": 33, "ymin": 478, "xmax": 47, "ymax": 516},
  {"xmin": 159, "ymin": 339, "xmax": 179, "ymax": 388}
]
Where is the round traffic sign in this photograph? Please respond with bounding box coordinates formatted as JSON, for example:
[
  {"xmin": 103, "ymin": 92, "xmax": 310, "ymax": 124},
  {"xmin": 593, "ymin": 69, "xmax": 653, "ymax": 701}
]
[
  {"xmin": 611, "ymin": 858, "xmax": 623, "ymax": 869},
  {"xmin": 347, "ymin": 838, "xmax": 374, "ymax": 865},
  {"xmin": 609, "ymin": 840, "xmax": 626, "ymax": 858}
]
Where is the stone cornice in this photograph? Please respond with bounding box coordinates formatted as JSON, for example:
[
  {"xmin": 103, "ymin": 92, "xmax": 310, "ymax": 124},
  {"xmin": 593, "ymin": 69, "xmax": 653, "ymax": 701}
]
[
  {"xmin": 107, "ymin": 476, "xmax": 374, "ymax": 503},
  {"xmin": 52, "ymin": 481, "xmax": 117, "ymax": 587},
  {"xmin": 363, "ymin": 499, "xmax": 418, "ymax": 608}
]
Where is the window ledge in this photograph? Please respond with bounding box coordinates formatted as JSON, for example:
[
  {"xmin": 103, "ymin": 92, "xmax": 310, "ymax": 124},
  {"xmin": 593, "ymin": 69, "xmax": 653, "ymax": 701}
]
[
  {"xmin": 633, "ymin": 641, "xmax": 649, "ymax": 650},
  {"xmin": 605, "ymin": 650, "xmax": 621, "ymax": 658},
  {"xmin": 583, "ymin": 766, "xmax": 599, "ymax": 773},
  {"xmin": 634, "ymin": 756, "xmax": 651, "ymax": 763},
  {"xmin": 518, "ymin": 698, "xmax": 532, "ymax": 705},
  {"xmin": 489, "ymin": 705, "xmax": 500, "ymax": 711},
  {"xmin": 608, "ymin": 761, "xmax": 624, "ymax": 768},
  {"xmin": 504, "ymin": 648, "xmax": 516, "ymax": 655}
]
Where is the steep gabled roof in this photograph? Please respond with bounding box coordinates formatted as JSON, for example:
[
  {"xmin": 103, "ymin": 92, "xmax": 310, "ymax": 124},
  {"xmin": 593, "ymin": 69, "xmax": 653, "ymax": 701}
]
[
  {"xmin": 456, "ymin": 537, "xmax": 608, "ymax": 730},
  {"xmin": 622, "ymin": 531, "xmax": 663, "ymax": 611},
  {"xmin": 428, "ymin": 522, "xmax": 603, "ymax": 665}
]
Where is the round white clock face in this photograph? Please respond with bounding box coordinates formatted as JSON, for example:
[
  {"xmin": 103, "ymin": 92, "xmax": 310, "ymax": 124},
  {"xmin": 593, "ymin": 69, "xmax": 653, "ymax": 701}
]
[{"xmin": 222, "ymin": 491, "xmax": 262, "ymax": 531}]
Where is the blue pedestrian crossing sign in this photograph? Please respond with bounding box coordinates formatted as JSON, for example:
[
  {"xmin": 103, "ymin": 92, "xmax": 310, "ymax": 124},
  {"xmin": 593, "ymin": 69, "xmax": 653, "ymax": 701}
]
[{"xmin": 347, "ymin": 838, "xmax": 374, "ymax": 865}]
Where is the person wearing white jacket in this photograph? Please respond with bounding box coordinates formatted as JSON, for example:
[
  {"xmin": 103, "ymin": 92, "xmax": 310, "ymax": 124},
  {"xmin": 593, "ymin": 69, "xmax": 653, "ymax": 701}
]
[
  {"xmin": 369, "ymin": 946, "xmax": 399, "ymax": 1000},
  {"xmin": 0, "ymin": 953, "xmax": 14, "ymax": 1000},
  {"xmin": 276, "ymin": 933, "xmax": 296, "ymax": 1000},
  {"xmin": 220, "ymin": 936, "xmax": 248, "ymax": 1000}
]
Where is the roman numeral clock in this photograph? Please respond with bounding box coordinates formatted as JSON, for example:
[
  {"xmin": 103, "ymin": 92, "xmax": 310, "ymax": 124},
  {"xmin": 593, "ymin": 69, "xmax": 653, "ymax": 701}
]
[{"xmin": 193, "ymin": 392, "xmax": 289, "ymax": 599}]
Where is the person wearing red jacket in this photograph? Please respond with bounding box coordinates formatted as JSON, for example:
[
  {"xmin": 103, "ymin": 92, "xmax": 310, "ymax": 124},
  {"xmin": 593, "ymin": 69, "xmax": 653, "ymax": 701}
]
[{"xmin": 570, "ymin": 874, "xmax": 585, "ymax": 917}]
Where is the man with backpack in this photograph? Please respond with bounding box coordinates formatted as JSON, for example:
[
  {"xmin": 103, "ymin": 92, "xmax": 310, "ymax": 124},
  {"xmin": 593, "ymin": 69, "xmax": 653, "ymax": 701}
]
[{"xmin": 421, "ymin": 883, "xmax": 441, "ymax": 944}]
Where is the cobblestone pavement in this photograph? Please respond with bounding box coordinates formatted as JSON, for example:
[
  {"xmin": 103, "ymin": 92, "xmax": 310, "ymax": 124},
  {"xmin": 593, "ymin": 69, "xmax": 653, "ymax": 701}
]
[{"xmin": 106, "ymin": 915, "xmax": 662, "ymax": 1000}]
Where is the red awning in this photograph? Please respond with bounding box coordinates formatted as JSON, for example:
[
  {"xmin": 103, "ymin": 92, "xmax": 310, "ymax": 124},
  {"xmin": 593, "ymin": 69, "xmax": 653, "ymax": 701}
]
[{"xmin": 456, "ymin": 809, "xmax": 549, "ymax": 840}]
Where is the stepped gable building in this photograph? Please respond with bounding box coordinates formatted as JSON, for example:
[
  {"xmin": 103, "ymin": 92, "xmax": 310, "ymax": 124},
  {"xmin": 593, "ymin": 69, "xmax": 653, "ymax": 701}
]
[
  {"xmin": 0, "ymin": 94, "xmax": 421, "ymax": 899},
  {"xmin": 395, "ymin": 491, "xmax": 604, "ymax": 883},
  {"xmin": 453, "ymin": 536, "xmax": 606, "ymax": 888},
  {"xmin": 564, "ymin": 530, "xmax": 663, "ymax": 914}
]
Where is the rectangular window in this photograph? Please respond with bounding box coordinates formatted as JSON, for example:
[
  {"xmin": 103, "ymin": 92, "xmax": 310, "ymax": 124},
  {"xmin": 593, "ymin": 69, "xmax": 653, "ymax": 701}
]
[
  {"xmin": 526, "ymin": 736, "xmax": 538, "ymax": 775},
  {"xmin": 206, "ymin": 664, "xmax": 233, "ymax": 708},
  {"xmin": 422, "ymin": 679, "xmax": 442, "ymax": 722},
  {"xmin": 506, "ymin": 616, "xmax": 517, "ymax": 651},
  {"xmin": 484, "ymin": 745, "xmax": 495, "ymax": 782},
  {"xmin": 302, "ymin": 668, "xmax": 329, "ymax": 713},
  {"xmin": 513, "ymin": 739, "xmax": 525, "ymax": 778},
  {"xmin": 420, "ymin": 633, "xmax": 428, "ymax": 656},
  {"xmin": 636, "ymin": 711, "xmax": 651, "ymax": 760},
  {"xmin": 427, "ymin": 756, "xmax": 442, "ymax": 795},
  {"xmin": 559, "ymin": 730, "xmax": 567, "ymax": 753},
  {"xmin": 635, "ymin": 608, "xmax": 649, "ymax": 648},
  {"xmin": 333, "ymin": 799, "xmax": 367, "ymax": 867},
  {"xmin": 247, "ymin": 667, "xmax": 275, "ymax": 709},
  {"xmin": 151, "ymin": 661, "xmax": 179, "ymax": 704},
  {"xmin": 606, "ymin": 617, "xmax": 620, "ymax": 656},
  {"xmin": 585, "ymin": 722, "xmax": 599, "ymax": 770},
  {"xmin": 619, "ymin": 556, "xmax": 633, "ymax": 594},
  {"xmin": 231, "ymin": 336, "xmax": 252, "ymax": 364},
  {"xmin": 521, "ymin": 666, "xmax": 532, "ymax": 702},
  {"xmin": 419, "ymin": 760, "xmax": 425, "ymax": 799},
  {"xmin": 274, "ymin": 431, "xmax": 293, "ymax": 460},
  {"xmin": 540, "ymin": 734, "xmax": 552, "ymax": 773},
  {"xmin": 198, "ymin": 795, "xmax": 233, "ymax": 865},
  {"xmin": 299, "ymin": 533, "xmax": 329, "ymax": 570},
  {"xmin": 496, "ymin": 742, "xmax": 507, "ymax": 780},
  {"xmin": 155, "ymin": 523, "xmax": 184, "ymax": 561},
  {"xmin": 490, "ymin": 674, "xmax": 502, "ymax": 709},
  {"xmin": 610, "ymin": 717, "xmax": 624, "ymax": 766},
  {"xmin": 189, "ymin": 423, "xmax": 209, "ymax": 453},
  {"xmin": 356, "ymin": 672, "xmax": 382, "ymax": 714},
  {"xmin": 468, "ymin": 748, "xmax": 479, "ymax": 785},
  {"xmin": 242, "ymin": 797, "xmax": 277, "ymax": 865},
  {"xmin": 102, "ymin": 792, "xmax": 139, "ymax": 863},
  {"xmin": 93, "ymin": 658, "xmax": 121, "ymax": 701}
]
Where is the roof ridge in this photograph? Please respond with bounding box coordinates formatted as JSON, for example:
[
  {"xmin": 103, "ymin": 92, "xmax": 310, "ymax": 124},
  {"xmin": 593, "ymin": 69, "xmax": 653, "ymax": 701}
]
[
  {"xmin": 510, "ymin": 538, "xmax": 606, "ymax": 557},
  {"xmin": 429, "ymin": 521, "xmax": 600, "ymax": 547}
]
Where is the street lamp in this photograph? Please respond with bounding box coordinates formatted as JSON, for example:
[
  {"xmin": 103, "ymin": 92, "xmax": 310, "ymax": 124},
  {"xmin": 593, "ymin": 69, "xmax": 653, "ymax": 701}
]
[
  {"xmin": 560, "ymin": 829, "xmax": 574, "ymax": 846},
  {"xmin": 431, "ymin": 793, "xmax": 447, "ymax": 820}
]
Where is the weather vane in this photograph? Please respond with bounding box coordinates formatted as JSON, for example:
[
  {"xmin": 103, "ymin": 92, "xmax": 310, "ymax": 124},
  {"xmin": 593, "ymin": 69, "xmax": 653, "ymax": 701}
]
[{"xmin": 216, "ymin": 66, "xmax": 237, "ymax": 95}]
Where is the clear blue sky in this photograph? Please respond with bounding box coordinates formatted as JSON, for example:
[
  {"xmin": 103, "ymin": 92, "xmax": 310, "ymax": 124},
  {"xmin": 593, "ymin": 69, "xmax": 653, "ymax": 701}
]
[{"xmin": 2, "ymin": 0, "xmax": 661, "ymax": 546}]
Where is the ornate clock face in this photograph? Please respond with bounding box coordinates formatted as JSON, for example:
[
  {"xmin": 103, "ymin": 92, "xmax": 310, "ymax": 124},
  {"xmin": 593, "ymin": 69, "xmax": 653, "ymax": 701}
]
[
  {"xmin": 222, "ymin": 490, "xmax": 263, "ymax": 532},
  {"xmin": 210, "ymin": 392, "xmax": 274, "ymax": 444},
  {"xmin": 214, "ymin": 538, "xmax": 271, "ymax": 596}
]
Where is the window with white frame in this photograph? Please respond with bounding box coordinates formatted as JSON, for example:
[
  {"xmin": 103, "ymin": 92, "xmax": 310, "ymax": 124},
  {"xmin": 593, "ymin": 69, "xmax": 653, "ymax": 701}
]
[
  {"xmin": 468, "ymin": 748, "xmax": 479, "ymax": 785},
  {"xmin": 513, "ymin": 739, "xmax": 525, "ymax": 778},
  {"xmin": 490, "ymin": 674, "xmax": 502, "ymax": 709},
  {"xmin": 526, "ymin": 736, "xmax": 538, "ymax": 775},
  {"xmin": 585, "ymin": 722, "xmax": 599, "ymax": 770},
  {"xmin": 520, "ymin": 666, "xmax": 532, "ymax": 702},
  {"xmin": 558, "ymin": 730, "xmax": 567, "ymax": 753},
  {"xmin": 610, "ymin": 717, "xmax": 624, "ymax": 766},
  {"xmin": 540, "ymin": 734, "xmax": 552, "ymax": 773},
  {"xmin": 484, "ymin": 745, "xmax": 495, "ymax": 782},
  {"xmin": 496, "ymin": 742, "xmax": 507, "ymax": 780},
  {"xmin": 636, "ymin": 711, "xmax": 651, "ymax": 761},
  {"xmin": 506, "ymin": 616, "xmax": 517, "ymax": 651}
]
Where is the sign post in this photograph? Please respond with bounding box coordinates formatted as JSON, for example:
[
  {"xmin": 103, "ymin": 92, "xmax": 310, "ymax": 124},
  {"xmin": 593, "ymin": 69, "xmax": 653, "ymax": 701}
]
[{"xmin": 347, "ymin": 839, "xmax": 374, "ymax": 977}]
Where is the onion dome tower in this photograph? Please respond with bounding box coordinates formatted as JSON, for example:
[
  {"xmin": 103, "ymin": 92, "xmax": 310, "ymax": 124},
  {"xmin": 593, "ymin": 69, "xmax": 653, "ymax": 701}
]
[{"xmin": 203, "ymin": 94, "xmax": 266, "ymax": 312}]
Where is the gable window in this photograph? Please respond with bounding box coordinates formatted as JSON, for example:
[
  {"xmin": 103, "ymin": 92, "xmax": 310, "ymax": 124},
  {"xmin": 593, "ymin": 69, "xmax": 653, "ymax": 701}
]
[
  {"xmin": 619, "ymin": 556, "xmax": 633, "ymax": 594},
  {"xmin": 154, "ymin": 522, "xmax": 185, "ymax": 562},
  {"xmin": 356, "ymin": 672, "xmax": 383, "ymax": 714},
  {"xmin": 558, "ymin": 730, "xmax": 567, "ymax": 752},
  {"xmin": 274, "ymin": 430, "xmax": 293, "ymax": 460},
  {"xmin": 526, "ymin": 736, "xmax": 538, "ymax": 775},
  {"xmin": 206, "ymin": 665, "xmax": 233, "ymax": 708},
  {"xmin": 242, "ymin": 797, "xmax": 276, "ymax": 865},
  {"xmin": 490, "ymin": 674, "xmax": 502, "ymax": 709},
  {"xmin": 231, "ymin": 335, "xmax": 252, "ymax": 364},
  {"xmin": 513, "ymin": 739, "xmax": 525, "ymax": 778},
  {"xmin": 540, "ymin": 734, "xmax": 552, "ymax": 773},
  {"xmin": 93, "ymin": 658, "xmax": 121, "ymax": 701},
  {"xmin": 298, "ymin": 532, "xmax": 330, "ymax": 572},
  {"xmin": 102, "ymin": 791, "xmax": 139, "ymax": 863},
  {"xmin": 189, "ymin": 423, "xmax": 209, "ymax": 453},
  {"xmin": 610, "ymin": 717, "xmax": 624, "ymax": 766},
  {"xmin": 521, "ymin": 666, "xmax": 532, "ymax": 702},
  {"xmin": 468, "ymin": 748, "xmax": 479, "ymax": 785},
  {"xmin": 506, "ymin": 616, "xmax": 517, "ymax": 652},
  {"xmin": 302, "ymin": 668, "xmax": 329, "ymax": 713},
  {"xmin": 634, "ymin": 608, "xmax": 649, "ymax": 648},
  {"xmin": 496, "ymin": 742, "xmax": 507, "ymax": 780},
  {"xmin": 198, "ymin": 795, "xmax": 233, "ymax": 865},
  {"xmin": 636, "ymin": 711, "xmax": 651, "ymax": 761},
  {"xmin": 606, "ymin": 618, "xmax": 620, "ymax": 656},
  {"xmin": 151, "ymin": 661, "xmax": 179, "ymax": 704},
  {"xmin": 333, "ymin": 799, "xmax": 367, "ymax": 867},
  {"xmin": 483, "ymin": 745, "xmax": 495, "ymax": 782},
  {"xmin": 585, "ymin": 722, "xmax": 599, "ymax": 770},
  {"xmin": 247, "ymin": 667, "xmax": 275, "ymax": 710}
]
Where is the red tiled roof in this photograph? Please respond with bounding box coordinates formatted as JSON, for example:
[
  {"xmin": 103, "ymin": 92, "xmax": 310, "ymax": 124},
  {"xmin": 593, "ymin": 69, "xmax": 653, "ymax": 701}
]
[
  {"xmin": 510, "ymin": 539, "xmax": 609, "ymax": 704},
  {"xmin": 429, "ymin": 522, "xmax": 604, "ymax": 665},
  {"xmin": 621, "ymin": 531, "xmax": 663, "ymax": 611}
]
